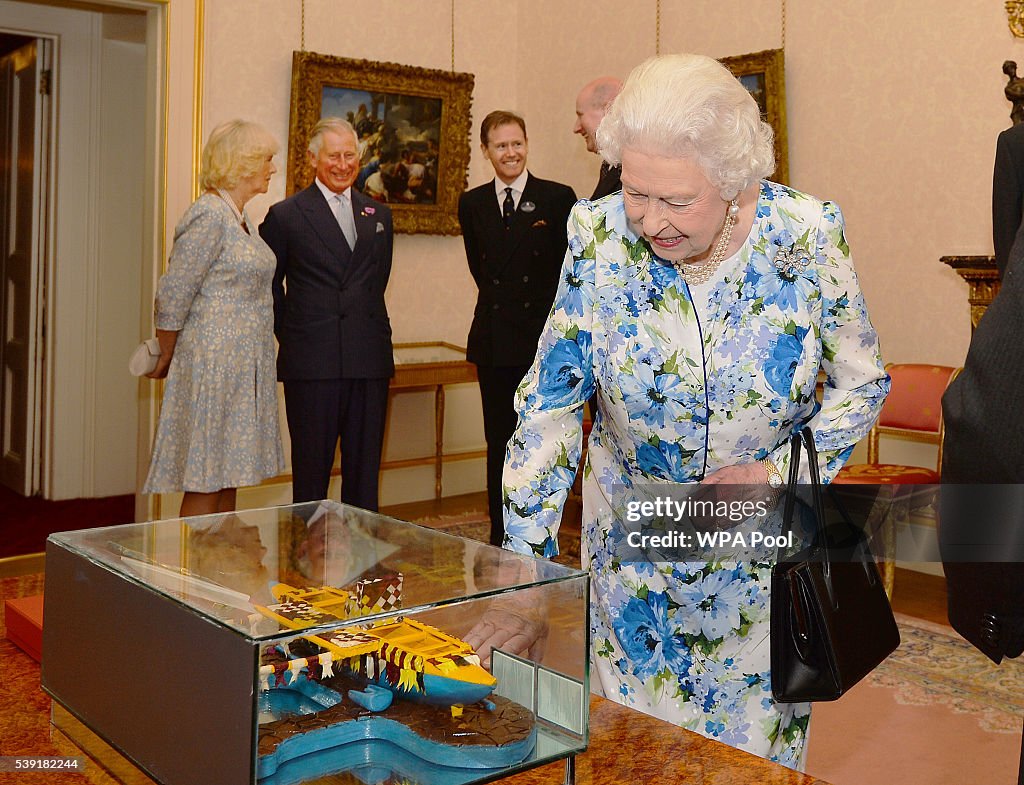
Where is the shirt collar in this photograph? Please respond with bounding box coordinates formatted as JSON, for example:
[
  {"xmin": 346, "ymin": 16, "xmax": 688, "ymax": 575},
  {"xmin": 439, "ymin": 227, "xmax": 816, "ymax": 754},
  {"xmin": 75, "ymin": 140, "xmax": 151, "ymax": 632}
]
[
  {"xmin": 493, "ymin": 170, "xmax": 529, "ymax": 200},
  {"xmin": 315, "ymin": 177, "xmax": 351, "ymax": 203}
]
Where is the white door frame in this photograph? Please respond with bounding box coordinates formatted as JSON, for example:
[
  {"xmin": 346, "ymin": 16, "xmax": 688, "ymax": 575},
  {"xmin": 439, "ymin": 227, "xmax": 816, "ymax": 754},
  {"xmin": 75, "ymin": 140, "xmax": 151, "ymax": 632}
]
[{"xmin": 0, "ymin": 0, "xmax": 176, "ymax": 502}]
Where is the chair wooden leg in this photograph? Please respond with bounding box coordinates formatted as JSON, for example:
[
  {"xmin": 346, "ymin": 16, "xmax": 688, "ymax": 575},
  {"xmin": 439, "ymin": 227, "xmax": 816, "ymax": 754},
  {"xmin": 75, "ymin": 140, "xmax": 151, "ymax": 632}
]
[
  {"xmin": 881, "ymin": 556, "xmax": 896, "ymax": 600},
  {"xmin": 857, "ymin": 487, "xmax": 904, "ymax": 600},
  {"xmin": 878, "ymin": 494, "xmax": 908, "ymax": 600}
]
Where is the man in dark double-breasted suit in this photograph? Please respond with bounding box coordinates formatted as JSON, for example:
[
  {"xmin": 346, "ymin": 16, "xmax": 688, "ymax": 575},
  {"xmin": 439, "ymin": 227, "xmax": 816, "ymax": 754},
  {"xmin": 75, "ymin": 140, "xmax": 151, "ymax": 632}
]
[
  {"xmin": 459, "ymin": 110, "xmax": 577, "ymax": 545},
  {"xmin": 261, "ymin": 117, "xmax": 394, "ymax": 511}
]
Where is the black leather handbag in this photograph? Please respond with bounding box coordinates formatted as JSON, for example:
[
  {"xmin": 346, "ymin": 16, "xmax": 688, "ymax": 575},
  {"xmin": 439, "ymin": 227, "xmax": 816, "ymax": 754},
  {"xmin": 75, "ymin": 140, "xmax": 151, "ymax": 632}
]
[{"xmin": 770, "ymin": 428, "xmax": 901, "ymax": 703}]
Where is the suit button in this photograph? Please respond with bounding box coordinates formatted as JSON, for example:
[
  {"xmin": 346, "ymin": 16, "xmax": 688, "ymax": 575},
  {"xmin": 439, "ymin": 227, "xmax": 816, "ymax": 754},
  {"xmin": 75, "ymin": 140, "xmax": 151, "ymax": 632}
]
[
  {"xmin": 524, "ymin": 302, "xmax": 531, "ymax": 309},
  {"xmin": 982, "ymin": 612, "xmax": 1001, "ymax": 646},
  {"xmin": 493, "ymin": 278, "xmax": 500, "ymax": 285},
  {"xmin": 522, "ymin": 275, "xmax": 529, "ymax": 283},
  {"xmin": 533, "ymin": 250, "xmax": 540, "ymax": 256},
  {"xmin": 492, "ymin": 304, "xmax": 500, "ymax": 310}
]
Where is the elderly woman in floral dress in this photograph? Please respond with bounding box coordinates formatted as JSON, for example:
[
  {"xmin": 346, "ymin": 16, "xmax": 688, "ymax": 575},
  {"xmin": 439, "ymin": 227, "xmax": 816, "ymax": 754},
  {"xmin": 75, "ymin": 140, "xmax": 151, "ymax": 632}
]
[{"xmin": 499, "ymin": 54, "xmax": 889, "ymax": 769}]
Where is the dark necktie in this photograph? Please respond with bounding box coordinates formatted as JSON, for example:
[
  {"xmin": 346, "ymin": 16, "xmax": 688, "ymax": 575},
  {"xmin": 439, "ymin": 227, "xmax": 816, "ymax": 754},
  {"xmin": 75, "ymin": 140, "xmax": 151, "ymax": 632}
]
[{"xmin": 502, "ymin": 187, "xmax": 515, "ymax": 228}]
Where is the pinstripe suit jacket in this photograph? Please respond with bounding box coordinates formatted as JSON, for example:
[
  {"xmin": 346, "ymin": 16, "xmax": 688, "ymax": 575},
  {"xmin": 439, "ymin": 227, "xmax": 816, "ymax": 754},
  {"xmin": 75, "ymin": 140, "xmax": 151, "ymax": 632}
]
[{"xmin": 261, "ymin": 184, "xmax": 394, "ymax": 380}]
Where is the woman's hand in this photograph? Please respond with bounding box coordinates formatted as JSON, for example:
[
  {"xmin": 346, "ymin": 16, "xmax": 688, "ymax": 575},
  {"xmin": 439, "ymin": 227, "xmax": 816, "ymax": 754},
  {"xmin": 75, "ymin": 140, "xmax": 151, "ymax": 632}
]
[
  {"xmin": 463, "ymin": 602, "xmax": 548, "ymax": 669},
  {"xmin": 146, "ymin": 329, "xmax": 178, "ymax": 379},
  {"xmin": 700, "ymin": 462, "xmax": 769, "ymax": 488},
  {"xmin": 689, "ymin": 462, "xmax": 778, "ymax": 530},
  {"xmin": 463, "ymin": 556, "xmax": 549, "ymax": 668}
]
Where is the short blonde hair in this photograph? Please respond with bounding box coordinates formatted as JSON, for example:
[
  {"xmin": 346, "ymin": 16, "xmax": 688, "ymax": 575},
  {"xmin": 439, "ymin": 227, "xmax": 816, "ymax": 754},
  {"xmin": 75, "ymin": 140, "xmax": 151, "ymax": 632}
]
[
  {"xmin": 199, "ymin": 120, "xmax": 278, "ymax": 190},
  {"xmin": 597, "ymin": 53, "xmax": 775, "ymax": 200}
]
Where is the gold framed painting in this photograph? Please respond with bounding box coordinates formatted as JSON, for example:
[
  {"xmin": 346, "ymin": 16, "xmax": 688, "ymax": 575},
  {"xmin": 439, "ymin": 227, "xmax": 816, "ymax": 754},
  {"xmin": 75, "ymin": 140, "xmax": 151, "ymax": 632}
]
[
  {"xmin": 287, "ymin": 51, "xmax": 474, "ymax": 235},
  {"xmin": 720, "ymin": 48, "xmax": 789, "ymax": 185}
]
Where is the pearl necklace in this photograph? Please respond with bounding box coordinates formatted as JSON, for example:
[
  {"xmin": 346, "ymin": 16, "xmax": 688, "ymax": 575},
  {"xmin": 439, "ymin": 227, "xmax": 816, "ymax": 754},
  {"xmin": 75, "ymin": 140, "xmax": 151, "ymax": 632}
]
[{"xmin": 674, "ymin": 198, "xmax": 740, "ymax": 286}]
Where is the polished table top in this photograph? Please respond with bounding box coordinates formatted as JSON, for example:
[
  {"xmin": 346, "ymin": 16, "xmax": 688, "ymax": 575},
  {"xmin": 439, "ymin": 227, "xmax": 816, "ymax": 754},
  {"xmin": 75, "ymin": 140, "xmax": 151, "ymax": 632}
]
[{"xmin": 505, "ymin": 696, "xmax": 832, "ymax": 785}]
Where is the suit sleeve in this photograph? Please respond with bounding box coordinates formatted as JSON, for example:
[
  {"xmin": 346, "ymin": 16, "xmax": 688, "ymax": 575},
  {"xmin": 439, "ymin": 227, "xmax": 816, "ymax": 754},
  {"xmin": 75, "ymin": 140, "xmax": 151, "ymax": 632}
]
[
  {"xmin": 259, "ymin": 206, "xmax": 288, "ymax": 339},
  {"xmin": 941, "ymin": 243, "xmax": 1024, "ymax": 662},
  {"xmin": 154, "ymin": 202, "xmax": 224, "ymax": 331},
  {"xmin": 554, "ymin": 186, "xmax": 578, "ymax": 257},
  {"xmin": 458, "ymin": 192, "xmax": 483, "ymax": 286},
  {"xmin": 558, "ymin": 186, "xmax": 578, "ymax": 223}
]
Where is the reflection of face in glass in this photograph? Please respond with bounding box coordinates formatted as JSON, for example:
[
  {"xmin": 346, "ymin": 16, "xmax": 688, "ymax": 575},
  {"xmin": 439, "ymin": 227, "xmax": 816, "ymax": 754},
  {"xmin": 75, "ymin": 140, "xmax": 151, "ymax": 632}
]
[
  {"xmin": 294, "ymin": 511, "xmax": 354, "ymax": 585},
  {"xmin": 470, "ymin": 542, "xmax": 536, "ymax": 590},
  {"xmin": 188, "ymin": 515, "xmax": 271, "ymax": 602}
]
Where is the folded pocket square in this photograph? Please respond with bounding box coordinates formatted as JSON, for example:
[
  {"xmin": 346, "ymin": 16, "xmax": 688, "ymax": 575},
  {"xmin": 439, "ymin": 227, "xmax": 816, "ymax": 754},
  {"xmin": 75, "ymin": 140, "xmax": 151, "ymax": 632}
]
[
  {"xmin": 531, "ymin": 219, "xmax": 548, "ymax": 228},
  {"xmin": 376, "ymin": 221, "xmax": 385, "ymax": 233}
]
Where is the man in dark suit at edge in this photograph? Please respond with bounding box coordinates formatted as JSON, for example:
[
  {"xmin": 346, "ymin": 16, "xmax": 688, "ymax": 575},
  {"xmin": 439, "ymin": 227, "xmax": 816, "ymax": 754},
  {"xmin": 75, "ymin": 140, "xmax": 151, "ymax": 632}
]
[
  {"xmin": 941, "ymin": 172, "xmax": 1024, "ymax": 785},
  {"xmin": 573, "ymin": 76, "xmax": 623, "ymax": 200},
  {"xmin": 459, "ymin": 110, "xmax": 577, "ymax": 545},
  {"xmin": 261, "ymin": 117, "xmax": 394, "ymax": 510}
]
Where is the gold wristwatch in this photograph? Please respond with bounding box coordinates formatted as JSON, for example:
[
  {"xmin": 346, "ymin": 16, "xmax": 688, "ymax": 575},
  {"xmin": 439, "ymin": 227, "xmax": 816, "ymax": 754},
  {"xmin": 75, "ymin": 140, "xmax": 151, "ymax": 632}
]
[{"xmin": 760, "ymin": 457, "xmax": 784, "ymax": 489}]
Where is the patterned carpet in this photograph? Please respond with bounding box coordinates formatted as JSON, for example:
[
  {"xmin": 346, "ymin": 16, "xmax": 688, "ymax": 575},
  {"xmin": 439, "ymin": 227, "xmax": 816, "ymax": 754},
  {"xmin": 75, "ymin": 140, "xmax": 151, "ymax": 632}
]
[
  {"xmin": 868, "ymin": 613, "xmax": 1024, "ymax": 733},
  {"xmin": 806, "ymin": 612, "xmax": 1024, "ymax": 784},
  {"xmin": 0, "ymin": 573, "xmax": 98, "ymax": 784}
]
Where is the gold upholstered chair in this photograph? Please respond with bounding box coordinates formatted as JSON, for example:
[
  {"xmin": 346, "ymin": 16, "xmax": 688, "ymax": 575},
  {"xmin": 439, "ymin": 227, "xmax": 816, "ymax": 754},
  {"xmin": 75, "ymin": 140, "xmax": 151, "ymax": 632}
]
[{"xmin": 833, "ymin": 363, "xmax": 962, "ymax": 596}]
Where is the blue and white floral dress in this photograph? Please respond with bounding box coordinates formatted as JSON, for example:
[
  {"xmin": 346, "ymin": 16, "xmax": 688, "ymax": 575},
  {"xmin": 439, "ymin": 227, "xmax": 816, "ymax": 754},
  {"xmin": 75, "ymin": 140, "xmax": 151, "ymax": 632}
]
[{"xmin": 502, "ymin": 182, "xmax": 889, "ymax": 769}]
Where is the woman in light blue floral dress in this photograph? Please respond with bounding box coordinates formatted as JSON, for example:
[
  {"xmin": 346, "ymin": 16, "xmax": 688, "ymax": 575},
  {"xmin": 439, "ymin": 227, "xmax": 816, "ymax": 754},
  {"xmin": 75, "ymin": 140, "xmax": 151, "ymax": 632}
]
[
  {"xmin": 500, "ymin": 55, "xmax": 889, "ymax": 769},
  {"xmin": 144, "ymin": 120, "xmax": 284, "ymax": 517}
]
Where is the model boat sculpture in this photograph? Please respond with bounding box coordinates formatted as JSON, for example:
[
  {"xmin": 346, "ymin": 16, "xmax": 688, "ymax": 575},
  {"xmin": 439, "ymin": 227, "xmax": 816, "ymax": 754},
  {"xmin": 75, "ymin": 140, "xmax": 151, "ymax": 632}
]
[
  {"xmin": 254, "ymin": 578, "xmax": 537, "ymax": 785},
  {"xmin": 257, "ymin": 583, "xmax": 497, "ymax": 708}
]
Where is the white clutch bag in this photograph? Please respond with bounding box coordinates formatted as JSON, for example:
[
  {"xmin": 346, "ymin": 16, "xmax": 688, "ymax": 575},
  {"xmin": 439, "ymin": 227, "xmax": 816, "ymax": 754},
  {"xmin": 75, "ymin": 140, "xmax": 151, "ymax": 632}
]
[{"xmin": 129, "ymin": 337, "xmax": 161, "ymax": 376}]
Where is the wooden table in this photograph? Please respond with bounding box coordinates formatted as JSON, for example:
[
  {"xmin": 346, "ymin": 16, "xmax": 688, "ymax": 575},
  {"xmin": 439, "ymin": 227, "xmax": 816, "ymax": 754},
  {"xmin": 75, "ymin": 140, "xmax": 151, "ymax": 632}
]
[{"xmin": 383, "ymin": 342, "xmax": 480, "ymax": 499}]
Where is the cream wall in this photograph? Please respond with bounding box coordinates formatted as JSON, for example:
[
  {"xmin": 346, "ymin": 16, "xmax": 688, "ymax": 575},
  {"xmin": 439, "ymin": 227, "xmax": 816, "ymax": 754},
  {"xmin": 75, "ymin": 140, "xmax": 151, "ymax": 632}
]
[{"xmin": 177, "ymin": 0, "xmax": 1024, "ymax": 507}]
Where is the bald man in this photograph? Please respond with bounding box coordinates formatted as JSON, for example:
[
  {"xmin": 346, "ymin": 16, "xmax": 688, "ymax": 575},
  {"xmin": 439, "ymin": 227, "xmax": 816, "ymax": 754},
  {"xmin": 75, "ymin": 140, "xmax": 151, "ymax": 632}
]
[{"xmin": 573, "ymin": 76, "xmax": 623, "ymax": 200}]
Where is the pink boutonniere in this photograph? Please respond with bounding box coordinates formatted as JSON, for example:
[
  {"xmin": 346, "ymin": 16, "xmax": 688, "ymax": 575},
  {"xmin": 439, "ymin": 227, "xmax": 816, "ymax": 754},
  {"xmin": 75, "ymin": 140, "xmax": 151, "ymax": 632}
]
[{"xmin": 363, "ymin": 205, "xmax": 376, "ymax": 216}]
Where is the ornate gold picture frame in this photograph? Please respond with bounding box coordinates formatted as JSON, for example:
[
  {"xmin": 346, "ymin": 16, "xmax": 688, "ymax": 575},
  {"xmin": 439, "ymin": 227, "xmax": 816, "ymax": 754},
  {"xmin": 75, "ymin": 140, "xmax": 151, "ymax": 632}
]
[
  {"xmin": 720, "ymin": 48, "xmax": 789, "ymax": 185},
  {"xmin": 287, "ymin": 51, "xmax": 474, "ymax": 235}
]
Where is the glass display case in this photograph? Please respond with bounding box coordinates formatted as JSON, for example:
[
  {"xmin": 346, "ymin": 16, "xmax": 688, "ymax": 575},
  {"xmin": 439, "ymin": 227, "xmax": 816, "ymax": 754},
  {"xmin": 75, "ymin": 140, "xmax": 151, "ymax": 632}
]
[{"xmin": 42, "ymin": 502, "xmax": 589, "ymax": 785}]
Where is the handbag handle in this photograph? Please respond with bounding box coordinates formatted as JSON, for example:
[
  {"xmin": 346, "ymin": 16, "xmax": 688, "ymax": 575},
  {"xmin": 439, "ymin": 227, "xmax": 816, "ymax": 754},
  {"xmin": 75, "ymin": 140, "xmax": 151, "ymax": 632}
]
[
  {"xmin": 800, "ymin": 429, "xmax": 834, "ymax": 588},
  {"xmin": 781, "ymin": 431, "xmax": 804, "ymax": 525},
  {"xmin": 780, "ymin": 428, "xmax": 835, "ymax": 591}
]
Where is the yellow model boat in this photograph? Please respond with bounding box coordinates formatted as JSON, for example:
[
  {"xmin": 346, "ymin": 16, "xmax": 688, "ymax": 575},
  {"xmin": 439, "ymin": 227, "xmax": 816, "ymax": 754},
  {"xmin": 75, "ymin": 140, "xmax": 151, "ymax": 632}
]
[{"xmin": 257, "ymin": 584, "xmax": 497, "ymax": 706}]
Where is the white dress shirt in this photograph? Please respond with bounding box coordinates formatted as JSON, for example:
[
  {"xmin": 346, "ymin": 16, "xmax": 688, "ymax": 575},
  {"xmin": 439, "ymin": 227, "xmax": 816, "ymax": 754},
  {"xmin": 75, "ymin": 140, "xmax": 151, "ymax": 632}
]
[{"xmin": 493, "ymin": 171, "xmax": 529, "ymax": 213}]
